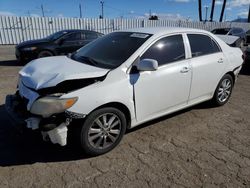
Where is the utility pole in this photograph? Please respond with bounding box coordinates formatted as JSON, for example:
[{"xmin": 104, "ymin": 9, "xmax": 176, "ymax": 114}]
[
  {"xmin": 204, "ymin": 5, "xmax": 209, "ymax": 21},
  {"xmin": 41, "ymin": 4, "xmax": 45, "ymax": 17},
  {"xmin": 100, "ymin": 1, "xmax": 104, "ymax": 19},
  {"xmin": 79, "ymin": 4, "xmax": 82, "ymax": 18},
  {"xmin": 248, "ymin": 4, "xmax": 250, "ymax": 23}
]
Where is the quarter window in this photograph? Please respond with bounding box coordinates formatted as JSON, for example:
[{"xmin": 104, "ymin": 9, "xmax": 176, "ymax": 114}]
[
  {"xmin": 187, "ymin": 34, "xmax": 221, "ymax": 57},
  {"xmin": 141, "ymin": 35, "xmax": 185, "ymax": 66}
]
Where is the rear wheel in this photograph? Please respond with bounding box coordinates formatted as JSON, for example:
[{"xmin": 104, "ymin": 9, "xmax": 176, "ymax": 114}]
[
  {"xmin": 80, "ymin": 107, "xmax": 126, "ymax": 156},
  {"xmin": 38, "ymin": 50, "xmax": 54, "ymax": 58},
  {"xmin": 212, "ymin": 74, "xmax": 234, "ymax": 106}
]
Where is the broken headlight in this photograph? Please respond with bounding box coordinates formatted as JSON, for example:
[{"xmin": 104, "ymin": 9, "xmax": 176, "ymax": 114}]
[{"xmin": 30, "ymin": 96, "xmax": 78, "ymax": 117}]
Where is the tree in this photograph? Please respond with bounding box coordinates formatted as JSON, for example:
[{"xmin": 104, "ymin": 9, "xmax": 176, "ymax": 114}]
[{"xmin": 149, "ymin": 15, "xmax": 158, "ymax": 20}]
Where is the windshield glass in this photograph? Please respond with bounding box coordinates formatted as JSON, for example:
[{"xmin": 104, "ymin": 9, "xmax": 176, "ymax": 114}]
[
  {"xmin": 71, "ymin": 32, "xmax": 152, "ymax": 69},
  {"xmin": 211, "ymin": 28, "xmax": 230, "ymax": 35},
  {"xmin": 46, "ymin": 31, "xmax": 68, "ymax": 40}
]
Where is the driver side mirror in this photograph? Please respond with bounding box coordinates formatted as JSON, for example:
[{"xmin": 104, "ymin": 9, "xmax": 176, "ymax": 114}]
[{"xmin": 137, "ymin": 59, "xmax": 158, "ymax": 71}]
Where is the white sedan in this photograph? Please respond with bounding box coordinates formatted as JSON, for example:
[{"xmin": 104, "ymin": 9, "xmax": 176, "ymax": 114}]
[{"xmin": 6, "ymin": 27, "xmax": 243, "ymax": 155}]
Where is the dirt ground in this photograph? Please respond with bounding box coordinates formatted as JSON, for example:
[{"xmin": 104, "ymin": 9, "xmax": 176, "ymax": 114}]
[{"xmin": 0, "ymin": 45, "xmax": 250, "ymax": 188}]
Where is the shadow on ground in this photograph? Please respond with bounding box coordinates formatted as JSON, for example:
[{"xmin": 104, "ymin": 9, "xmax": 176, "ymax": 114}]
[
  {"xmin": 0, "ymin": 99, "xmax": 215, "ymax": 167},
  {"xmin": 0, "ymin": 60, "xmax": 21, "ymax": 66}
]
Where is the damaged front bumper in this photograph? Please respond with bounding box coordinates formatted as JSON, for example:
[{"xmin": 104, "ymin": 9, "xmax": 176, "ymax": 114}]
[{"xmin": 5, "ymin": 94, "xmax": 85, "ymax": 146}]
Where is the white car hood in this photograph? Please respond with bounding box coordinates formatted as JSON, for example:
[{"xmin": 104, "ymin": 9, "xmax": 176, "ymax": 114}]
[
  {"xmin": 216, "ymin": 34, "xmax": 239, "ymax": 45},
  {"xmin": 19, "ymin": 56, "xmax": 109, "ymax": 90}
]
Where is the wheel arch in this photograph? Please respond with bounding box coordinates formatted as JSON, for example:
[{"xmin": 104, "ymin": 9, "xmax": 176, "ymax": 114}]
[
  {"xmin": 225, "ymin": 71, "xmax": 235, "ymax": 85},
  {"xmin": 38, "ymin": 49, "xmax": 55, "ymax": 57},
  {"xmin": 212, "ymin": 71, "xmax": 235, "ymax": 97},
  {"xmin": 91, "ymin": 102, "xmax": 132, "ymax": 129}
]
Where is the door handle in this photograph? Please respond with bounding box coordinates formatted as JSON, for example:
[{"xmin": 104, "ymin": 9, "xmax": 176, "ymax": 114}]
[
  {"xmin": 180, "ymin": 66, "xmax": 191, "ymax": 73},
  {"xmin": 217, "ymin": 58, "xmax": 223, "ymax": 63}
]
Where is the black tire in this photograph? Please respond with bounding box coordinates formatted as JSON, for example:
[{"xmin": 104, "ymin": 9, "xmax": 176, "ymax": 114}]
[
  {"xmin": 212, "ymin": 74, "xmax": 234, "ymax": 106},
  {"xmin": 38, "ymin": 50, "xmax": 54, "ymax": 58},
  {"xmin": 80, "ymin": 107, "xmax": 126, "ymax": 156}
]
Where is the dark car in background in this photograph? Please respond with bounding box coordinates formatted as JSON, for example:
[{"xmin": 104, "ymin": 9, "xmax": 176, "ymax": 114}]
[
  {"xmin": 211, "ymin": 27, "xmax": 246, "ymax": 47},
  {"xmin": 243, "ymin": 46, "xmax": 250, "ymax": 63},
  {"xmin": 16, "ymin": 29, "xmax": 103, "ymax": 63},
  {"xmin": 246, "ymin": 29, "xmax": 250, "ymax": 45}
]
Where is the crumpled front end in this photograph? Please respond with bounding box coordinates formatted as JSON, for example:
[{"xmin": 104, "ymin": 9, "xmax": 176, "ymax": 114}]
[
  {"xmin": 5, "ymin": 56, "xmax": 109, "ymax": 146},
  {"xmin": 5, "ymin": 78, "xmax": 86, "ymax": 146}
]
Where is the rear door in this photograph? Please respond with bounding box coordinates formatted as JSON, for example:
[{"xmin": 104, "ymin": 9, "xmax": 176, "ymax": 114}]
[{"xmin": 187, "ymin": 33, "xmax": 226, "ymax": 104}]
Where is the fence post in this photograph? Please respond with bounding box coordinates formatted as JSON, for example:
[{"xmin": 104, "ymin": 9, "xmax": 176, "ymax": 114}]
[
  {"xmin": 112, "ymin": 19, "xmax": 115, "ymax": 32},
  {"xmin": 141, "ymin": 20, "xmax": 144, "ymax": 28},
  {"xmin": 19, "ymin": 17, "xmax": 24, "ymax": 42},
  {"xmin": 79, "ymin": 18, "xmax": 81, "ymax": 28}
]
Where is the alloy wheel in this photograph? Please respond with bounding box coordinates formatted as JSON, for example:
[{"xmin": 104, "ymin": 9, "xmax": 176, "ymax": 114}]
[
  {"xmin": 87, "ymin": 113, "xmax": 121, "ymax": 149},
  {"xmin": 217, "ymin": 78, "xmax": 232, "ymax": 103}
]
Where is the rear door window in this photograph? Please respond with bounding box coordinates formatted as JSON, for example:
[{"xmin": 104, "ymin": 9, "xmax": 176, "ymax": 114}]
[
  {"xmin": 211, "ymin": 28, "xmax": 230, "ymax": 35},
  {"xmin": 84, "ymin": 32, "xmax": 98, "ymax": 40},
  {"xmin": 232, "ymin": 28, "xmax": 244, "ymax": 34},
  {"xmin": 64, "ymin": 32, "xmax": 81, "ymax": 41},
  {"xmin": 187, "ymin": 34, "xmax": 221, "ymax": 57}
]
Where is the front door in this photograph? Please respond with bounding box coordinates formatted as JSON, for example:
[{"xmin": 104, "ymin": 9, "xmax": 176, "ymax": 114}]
[
  {"xmin": 57, "ymin": 32, "xmax": 82, "ymax": 55},
  {"xmin": 132, "ymin": 34, "xmax": 192, "ymax": 122}
]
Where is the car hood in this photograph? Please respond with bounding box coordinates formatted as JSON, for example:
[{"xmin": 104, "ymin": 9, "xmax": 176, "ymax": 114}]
[
  {"xmin": 19, "ymin": 56, "xmax": 109, "ymax": 90},
  {"xmin": 216, "ymin": 34, "xmax": 239, "ymax": 45},
  {"xmin": 17, "ymin": 38, "xmax": 49, "ymax": 48}
]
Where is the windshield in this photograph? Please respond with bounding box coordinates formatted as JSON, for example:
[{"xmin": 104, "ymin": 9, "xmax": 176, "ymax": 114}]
[
  {"xmin": 71, "ymin": 32, "xmax": 152, "ymax": 69},
  {"xmin": 211, "ymin": 28, "xmax": 230, "ymax": 35},
  {"xmin": 46, "ymin": 31, "xmax": 68, "ymax": 40}
]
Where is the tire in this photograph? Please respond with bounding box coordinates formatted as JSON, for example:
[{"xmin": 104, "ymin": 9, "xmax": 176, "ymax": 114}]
[
  {"xmin": 80, "ymin": 107, "xmax": 126, "ymax": 156},
  {"xmin": 212, "ymin": 74, "xmax": 234, "ymax": 106},
  {"xmin": 38, "ymin": 50, "xmax": 54, "ymax": 58}
]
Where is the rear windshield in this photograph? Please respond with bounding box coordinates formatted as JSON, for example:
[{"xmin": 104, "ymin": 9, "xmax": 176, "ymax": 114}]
[
  {"xmin": 211, "ymin": 28, "xmax": 230, "ymax": 35},
  {"xmin": 71, "ymin": 32, "xmax": 152, "ymax": 69}
]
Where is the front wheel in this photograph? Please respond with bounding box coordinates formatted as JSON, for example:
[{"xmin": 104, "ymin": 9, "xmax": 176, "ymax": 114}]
[
  {"xmin": 212, "ymin": 74, "xmax": 234, "ymax": 106},
  {"xmin": 80, "ymin": 107, "xmax": 126, "ymax": 156}
]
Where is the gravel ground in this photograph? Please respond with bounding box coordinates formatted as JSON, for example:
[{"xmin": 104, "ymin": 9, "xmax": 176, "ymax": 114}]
[{"xmin": 0, "ymin": 45, "xmax": 250, "ymax": 188}]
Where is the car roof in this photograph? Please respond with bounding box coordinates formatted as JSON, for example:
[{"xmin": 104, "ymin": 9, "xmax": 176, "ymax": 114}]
[
  {"xmin": 122, "ymin": 27, "xmax": 210, "ymax": 36},
  {"xmin": 60, "ymin": 29, "xmax": 101, "ymax": 33}
]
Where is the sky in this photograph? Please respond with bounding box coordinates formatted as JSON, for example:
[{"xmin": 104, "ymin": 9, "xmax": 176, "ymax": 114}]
[{"xmin": 0, "ymin": 0, "xmax": 249, "ymax": 21}]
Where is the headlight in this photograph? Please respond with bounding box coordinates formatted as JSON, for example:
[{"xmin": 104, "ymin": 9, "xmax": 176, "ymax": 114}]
[
  {"xmin": 30, "ymin": 96, "xmax": 78, "ymax": 117},
  {"xmin": 22, "ymin": 47, "xmax": 37, "ymax": 51}
]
